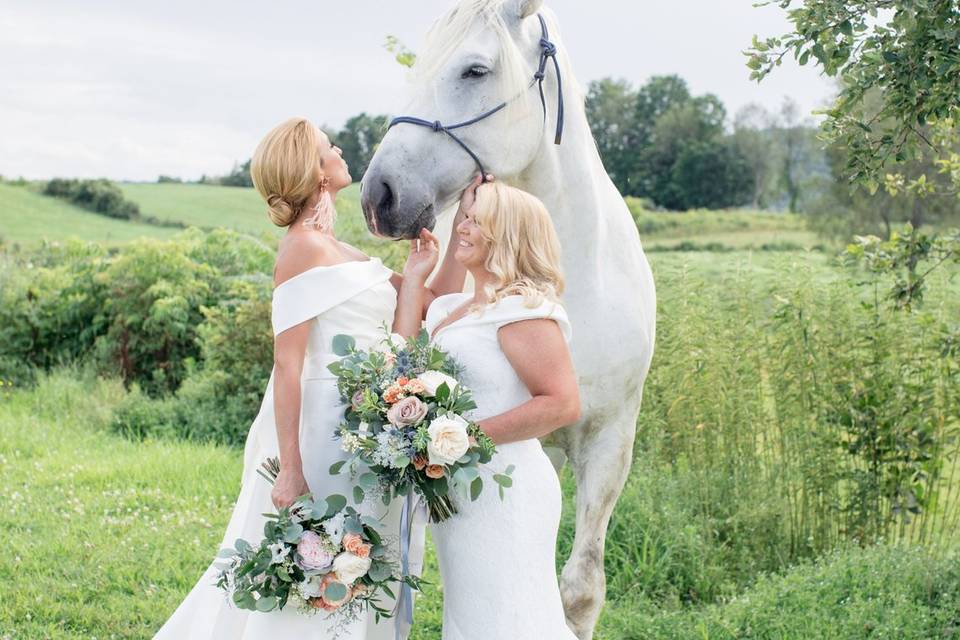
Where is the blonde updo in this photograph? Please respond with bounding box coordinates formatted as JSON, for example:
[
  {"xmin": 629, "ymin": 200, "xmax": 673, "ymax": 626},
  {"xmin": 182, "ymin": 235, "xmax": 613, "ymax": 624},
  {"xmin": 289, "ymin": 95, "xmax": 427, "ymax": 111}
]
[
  {"xmin": 250, "ymin": 117, "xmax": 322, "ymax": 227},
  {"xmin": 471, "ymin": 182, "xmax": 565, "ymax": 309}
]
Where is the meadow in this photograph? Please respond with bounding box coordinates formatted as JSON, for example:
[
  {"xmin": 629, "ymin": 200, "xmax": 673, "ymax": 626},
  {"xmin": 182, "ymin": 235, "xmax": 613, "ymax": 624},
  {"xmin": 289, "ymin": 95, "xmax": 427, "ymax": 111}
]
[{"xmin": 1, "ymin": 182, "xmax": 959, "ymax": 639}]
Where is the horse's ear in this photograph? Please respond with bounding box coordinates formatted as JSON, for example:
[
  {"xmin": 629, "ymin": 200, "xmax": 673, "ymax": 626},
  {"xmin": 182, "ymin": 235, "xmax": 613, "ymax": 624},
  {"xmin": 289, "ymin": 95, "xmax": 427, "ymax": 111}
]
[{"xmin": 504, "ymin": 0, "xmax": 543, "ymax": 21}]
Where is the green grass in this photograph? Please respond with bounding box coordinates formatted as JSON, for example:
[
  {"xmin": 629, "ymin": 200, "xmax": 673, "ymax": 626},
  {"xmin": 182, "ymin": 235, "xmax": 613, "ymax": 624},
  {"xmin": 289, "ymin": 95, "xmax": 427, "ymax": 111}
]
[
  {"xmin": 1, "ymin": 370, "xmax": 957, "ymax": 639},
  {"xmin": 3, "ymin": 180, "xmax": 825, "ymax": 252},
  {"xmin": 0, "ymin": 184, "xmax": 177, "ymax": 247},
  {"xmin": 119, "ymin": 182, "xmax": 275, "ymax": 235}
]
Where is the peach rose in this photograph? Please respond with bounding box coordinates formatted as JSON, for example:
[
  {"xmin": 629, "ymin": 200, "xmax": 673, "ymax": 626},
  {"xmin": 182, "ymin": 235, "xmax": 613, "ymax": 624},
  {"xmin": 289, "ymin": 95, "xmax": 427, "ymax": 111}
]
[
  {"xmin": 353, "ymin": 543, "xmax": 372, "ymax": 559},
  {"xmin": 404, "ymin": 379, "xmax": 427, "ymax": 395},
  {"xmin": 412, "ymin": 454, "xmax": 428, "ymax": 471},
  {"xmin": 342, "ymin": 533, "xmax": 364, "ymax": 555},
  {"xmin": 397, "ymin": 376, "xmax": 410, "ymax": 386},
  {"xmin": 425, "ymin": 464, "xmax": 445, "ymax": 479},
  {"xmin": 383, "ymin": 385, "xmax": 404, "ymax": 404}
]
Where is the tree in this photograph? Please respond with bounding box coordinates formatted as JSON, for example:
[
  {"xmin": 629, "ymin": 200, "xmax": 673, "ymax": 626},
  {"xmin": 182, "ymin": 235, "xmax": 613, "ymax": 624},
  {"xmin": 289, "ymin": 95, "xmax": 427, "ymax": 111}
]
[
  {"xmin": 635, "ymin": 93, "xmax": 729, "ymax": 208},
  {"xmin": 329, "ymin": 113, "xmax": 390, "ymax": 183},
  {"xmin": 747, "ymin": 0, "xmax": 960, "ymax": 197},
  {"xmin": 808, "ymin": 89, "xmax": 960, "ymax": 238},
  {"xmin": 732, "ymin": 103, "xmax": 780, "ymax": 208},
  {"xmin": 671, "ymin": 140, "xmax": 754, "ymax": 209},
  {"xmin": 776, "ymin": 98, "xmax": 815, "ymax": 213},
  {"xmin": 220, "ymin": 160, "xmax": 253, "ymax": 188},
  {"xmin": 585, "ymin": 78, "xmax": 638, "ymax": 193}
]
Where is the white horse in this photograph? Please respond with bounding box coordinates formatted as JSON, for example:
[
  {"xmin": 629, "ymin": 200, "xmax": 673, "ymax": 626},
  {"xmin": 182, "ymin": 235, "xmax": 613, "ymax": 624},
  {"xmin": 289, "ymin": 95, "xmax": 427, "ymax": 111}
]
[{"xmin": 361, "ymin": 1, "xmax": 655, "ymax": 637}]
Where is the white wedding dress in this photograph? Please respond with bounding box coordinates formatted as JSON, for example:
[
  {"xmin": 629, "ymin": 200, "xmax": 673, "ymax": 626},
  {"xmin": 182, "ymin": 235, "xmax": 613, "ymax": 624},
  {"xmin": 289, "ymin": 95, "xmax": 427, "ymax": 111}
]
[
  {"xmin": 155, "ymin": 258, "xmax": 409, "ymax": 640},
  {"xmin": 424, "ymin": 293, "xmax": 577, "ymax": 640}
]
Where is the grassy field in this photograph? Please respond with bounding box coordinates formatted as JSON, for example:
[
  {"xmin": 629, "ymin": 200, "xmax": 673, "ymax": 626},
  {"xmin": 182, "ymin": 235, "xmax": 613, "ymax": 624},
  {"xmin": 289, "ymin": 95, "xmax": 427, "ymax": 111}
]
[
  {"xmin": 119, "ymin": 183, "xmax": 275, "ymax": 235},
  {"xmin": 0, "ymin": 184, "xmax": 177, "ymax": 247},
  {"xmin": 4, "ymin": 182, "xmax": 958, "ymax": 638},
  {"xmin": 2, "ymin": 181, "xmax": 830, "ymax": 253},
  {"xmin": 2, "ymin": 268, "xmax": 958, "ymax": 637}
]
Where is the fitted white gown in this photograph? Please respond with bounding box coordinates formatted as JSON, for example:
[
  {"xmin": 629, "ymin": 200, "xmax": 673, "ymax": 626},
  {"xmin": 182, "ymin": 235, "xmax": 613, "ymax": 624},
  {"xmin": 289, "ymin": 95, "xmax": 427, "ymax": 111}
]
[
  {"xmin": 155, "ymin": 258, "xmax": 410, "ymax": 640},
  {"xmin": 425, "ymin": 293, "xmax": 577, "ymax": 640}
]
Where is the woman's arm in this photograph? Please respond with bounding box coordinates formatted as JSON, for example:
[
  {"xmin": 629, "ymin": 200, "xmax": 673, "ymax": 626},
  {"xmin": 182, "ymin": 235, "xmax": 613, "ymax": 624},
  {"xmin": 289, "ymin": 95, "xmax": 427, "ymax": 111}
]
[
  {"xmin": 269, "ymin": 234, "xmax": 332, "ymax": 509},
  {"xmin": 393, "ymin": 230, "xmax": 441, "ymax": 338},
  {"xmin": 271, "ymin": 323, "xmax": 312, "ymax": 508},
  {"xmin": 476, "ymin": 319, "xmax": 581, "ymax": 445}
]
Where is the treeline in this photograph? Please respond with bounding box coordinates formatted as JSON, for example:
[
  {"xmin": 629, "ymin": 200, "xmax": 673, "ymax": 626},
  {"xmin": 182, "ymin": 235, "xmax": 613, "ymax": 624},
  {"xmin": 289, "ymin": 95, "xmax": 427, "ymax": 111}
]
[
  {"xmin": 585, "ymin": 75, "xmax": 825, "ymax": 211},
  {"xmin": 195, "ymin": 113, "xmax": 390, "ymax": 189}
]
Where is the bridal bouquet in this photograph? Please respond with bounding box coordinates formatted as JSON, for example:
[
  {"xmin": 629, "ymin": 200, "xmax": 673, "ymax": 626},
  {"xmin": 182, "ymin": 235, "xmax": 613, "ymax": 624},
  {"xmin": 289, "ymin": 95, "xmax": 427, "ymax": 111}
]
[
  {"xmin": 215, "ymin": 459, "xmax": 419, "ymax": 626},
  {"xmin": 327, "ymin": 330, "xmax": 514, "ymax": 522}
]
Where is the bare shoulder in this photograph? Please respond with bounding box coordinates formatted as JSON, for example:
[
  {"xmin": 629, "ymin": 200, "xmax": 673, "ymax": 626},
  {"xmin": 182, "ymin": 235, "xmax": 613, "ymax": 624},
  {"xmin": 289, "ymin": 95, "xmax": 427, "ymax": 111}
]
[
  {"xmin": 336, "ymin": 240, "xmax": 369, "ymax": 261},
  {"xmin": 273, "ymin": 232, "xmax": 342, "ymax": 286},
  {"xmin": 498, "ymin": 318, "xmax": 564, "ymax": 346}
]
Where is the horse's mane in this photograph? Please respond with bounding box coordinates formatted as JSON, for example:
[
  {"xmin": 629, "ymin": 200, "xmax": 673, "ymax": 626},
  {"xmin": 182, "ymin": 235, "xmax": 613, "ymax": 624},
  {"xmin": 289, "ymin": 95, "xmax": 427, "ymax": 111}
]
[{"xmin": 411, "ymin": 0, "xmax": 535, "ymax": 122}]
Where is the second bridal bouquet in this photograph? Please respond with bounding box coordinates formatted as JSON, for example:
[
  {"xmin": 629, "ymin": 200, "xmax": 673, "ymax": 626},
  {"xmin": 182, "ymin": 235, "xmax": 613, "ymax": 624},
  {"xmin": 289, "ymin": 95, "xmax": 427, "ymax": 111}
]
[
  {"xmin": 215, "ymin": 459, "xmax": 419, "ymax": 628},
  {"xmin": 327, "ymin": 330, "xmax": 514, "ymax": 522}
]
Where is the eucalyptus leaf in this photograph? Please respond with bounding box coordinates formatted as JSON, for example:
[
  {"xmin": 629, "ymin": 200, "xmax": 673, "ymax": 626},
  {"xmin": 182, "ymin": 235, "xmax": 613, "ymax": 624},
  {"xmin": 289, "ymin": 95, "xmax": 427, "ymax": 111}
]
[
  {"xmin": 332, "ymin": 334, "xmax": 356, "ymax": 356},
  {"xmin": 323, "ymin": 581, "xmax": 348, "ymax": 601}
]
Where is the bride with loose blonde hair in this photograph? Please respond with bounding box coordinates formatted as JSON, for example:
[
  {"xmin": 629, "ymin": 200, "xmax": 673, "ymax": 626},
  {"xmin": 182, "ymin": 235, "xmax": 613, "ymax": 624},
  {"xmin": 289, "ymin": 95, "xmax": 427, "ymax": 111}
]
[
  {"xmin": 394, "ymin": 181, "xmax": 580, "ymax": 640},
  {"xmin": 468, "ymin": 181, "xmax": 564, "ymax": 309}
]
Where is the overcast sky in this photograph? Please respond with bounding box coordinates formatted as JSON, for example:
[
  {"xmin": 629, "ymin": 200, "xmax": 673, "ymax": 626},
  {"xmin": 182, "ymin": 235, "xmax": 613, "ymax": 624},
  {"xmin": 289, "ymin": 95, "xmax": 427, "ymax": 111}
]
[{"xmin": 0, "ymin": 0, "xmax": 834, "ymax": 182}]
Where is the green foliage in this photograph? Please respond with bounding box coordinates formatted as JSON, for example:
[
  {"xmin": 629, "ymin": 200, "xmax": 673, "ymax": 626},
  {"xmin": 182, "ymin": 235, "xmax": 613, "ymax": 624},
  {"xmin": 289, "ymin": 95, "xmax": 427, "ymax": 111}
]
[
  {"xmin": 846, "ymin": 223, "xmax": 960, "ymax": 309},
  {"xmin": 598, "ymin": 544, "xmax": 960, "ymax": 639},
  {"xmin": 0, "ymin": 229, "xmax": 274, "ymax": 398},
  {"xmin": 329, "ymin": 113, "xmax": 390, "ymax": 183},
  {"xmin": 748, "ymin": 0, "xmax": 960, "ymax": 195},
  {"xmin": 384, "ymin": 35, "xmax": 417, "ymax": 68},
  {"xmin": 670, "ymin": 140, "xmax": 754, "ymax": 209},
  {"xmin": 2, "ymin": 370, "xmax": 957, "ymax": 639},
  {"xmin": 219, "ymin": 159, "xmax": 253, "ymax": 188},
  {"xmin": 630, "ymin": 251, "xmax": 959, "ymax": 599},
  {"xmin": 43, "ymin": 178, "xmax": 141, "ymax": 220},
  {"xmin": 586, "ymin": 75, "xmax": 767, "ymax": 209}
]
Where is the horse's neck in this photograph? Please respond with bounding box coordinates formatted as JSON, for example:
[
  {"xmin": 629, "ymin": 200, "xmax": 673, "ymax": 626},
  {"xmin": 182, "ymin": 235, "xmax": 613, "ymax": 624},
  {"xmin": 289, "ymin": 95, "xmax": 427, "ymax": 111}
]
[{"xmin": 514, "ymin": 108, "xmax": 629, "ymax": 281}]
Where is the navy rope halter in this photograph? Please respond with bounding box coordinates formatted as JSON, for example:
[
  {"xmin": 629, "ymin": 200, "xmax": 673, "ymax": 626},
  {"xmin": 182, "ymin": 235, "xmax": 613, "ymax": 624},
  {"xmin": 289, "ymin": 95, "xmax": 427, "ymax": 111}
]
[{"xmin": 388, "ymin": 13, "xmax": 564, "ymax": 180}]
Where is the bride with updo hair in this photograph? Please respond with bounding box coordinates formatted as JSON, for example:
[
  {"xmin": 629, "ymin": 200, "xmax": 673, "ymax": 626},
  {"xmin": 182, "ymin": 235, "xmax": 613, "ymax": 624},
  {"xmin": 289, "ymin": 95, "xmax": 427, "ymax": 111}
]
[{"xmin": 154, "ymin": 116, "xmax": 479, "ymax": 640}]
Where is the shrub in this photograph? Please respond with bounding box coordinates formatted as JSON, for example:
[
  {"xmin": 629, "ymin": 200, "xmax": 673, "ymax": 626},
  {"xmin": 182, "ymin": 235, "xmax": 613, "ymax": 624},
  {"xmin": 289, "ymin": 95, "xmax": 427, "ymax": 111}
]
[
  {"xmin": 42, "ymin": 178, "xmax": 142, "ymax": 220},
  {"xmin": 0, "ymin": 230, "xmax": 275, "ymax": 397}
]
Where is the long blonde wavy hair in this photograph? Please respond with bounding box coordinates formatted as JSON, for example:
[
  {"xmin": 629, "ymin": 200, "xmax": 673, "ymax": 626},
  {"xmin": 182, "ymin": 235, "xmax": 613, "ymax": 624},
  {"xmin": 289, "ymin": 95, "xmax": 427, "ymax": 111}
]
[
  {"xmin": 250, "ymin": 117, "xmax": 323, "ymax": 227},
  {"xmin": 471, "ymin": 182, "xmax": 564, "ymax": 309}
]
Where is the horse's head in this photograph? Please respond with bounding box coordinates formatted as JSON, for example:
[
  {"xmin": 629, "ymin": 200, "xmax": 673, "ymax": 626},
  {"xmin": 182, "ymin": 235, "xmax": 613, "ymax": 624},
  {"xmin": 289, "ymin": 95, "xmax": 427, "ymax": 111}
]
[{"xmin": 362, "ymin": 0, "xmax": 555, "ymax": 239}]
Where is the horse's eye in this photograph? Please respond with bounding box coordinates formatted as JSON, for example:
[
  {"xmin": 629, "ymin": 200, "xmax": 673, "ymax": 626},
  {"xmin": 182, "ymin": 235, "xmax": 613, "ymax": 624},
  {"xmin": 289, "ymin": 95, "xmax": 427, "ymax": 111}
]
[{"xmin": 461, "ymin": 66, "xmax": 489, "ymax": 79}]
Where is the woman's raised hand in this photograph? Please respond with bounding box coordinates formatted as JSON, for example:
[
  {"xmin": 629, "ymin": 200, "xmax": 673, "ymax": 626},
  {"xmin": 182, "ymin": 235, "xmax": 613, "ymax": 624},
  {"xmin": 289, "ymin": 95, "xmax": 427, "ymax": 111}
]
[
  {"xmin": 457, "ymin": 174, "xmax": 493, "ymax": 218},
  {"xmin": 402, "ymin": 227, "xmax": 441, "ymax": 284}
]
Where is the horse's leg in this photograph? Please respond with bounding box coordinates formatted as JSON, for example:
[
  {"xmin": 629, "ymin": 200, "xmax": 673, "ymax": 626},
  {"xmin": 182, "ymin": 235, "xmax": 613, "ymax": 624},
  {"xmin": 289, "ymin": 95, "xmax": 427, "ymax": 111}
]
[{"xmin": 559, "ymin": 404, "xmax": 639, "ymax": 639}]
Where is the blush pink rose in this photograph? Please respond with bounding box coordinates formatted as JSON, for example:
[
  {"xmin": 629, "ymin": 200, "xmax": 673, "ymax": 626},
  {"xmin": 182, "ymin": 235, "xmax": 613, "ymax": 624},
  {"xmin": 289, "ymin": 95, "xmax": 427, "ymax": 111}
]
[
  {"xmin": 387, "ymin": 396, "xmax": 428, "ymax": 427},
  {"xmin": 425, "ymin": 464, "xmax": 445, "ymax": 479},
  {"xmin": 296, "ymin": 530, "xmax": 334, "ymax": 571}
]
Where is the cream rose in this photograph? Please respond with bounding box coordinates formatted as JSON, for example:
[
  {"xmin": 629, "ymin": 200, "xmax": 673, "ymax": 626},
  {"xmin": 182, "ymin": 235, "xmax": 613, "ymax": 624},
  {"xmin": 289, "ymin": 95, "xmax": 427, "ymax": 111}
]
[
  {"xmin": 387, "ymin": 396, "xmax": 428, "ymax": 427},
  {"xmin": 426, "ymin": 414, "xmax": 471, "ymax": 465},
  {"xmin": 332, "ymin": 551, "xmax": 372, "ymax": 585},
  {"xmin": 415, "ymin": 370, "xmax": 459, "ymax": 397}
]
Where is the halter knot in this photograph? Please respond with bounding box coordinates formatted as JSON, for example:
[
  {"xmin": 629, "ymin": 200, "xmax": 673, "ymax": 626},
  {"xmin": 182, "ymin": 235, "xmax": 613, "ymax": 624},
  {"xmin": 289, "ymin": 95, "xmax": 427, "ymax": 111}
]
[
  {"xmin": 431, "ymin": 120, "xmax": 444, "ymax": 132},
  {"xmin": 539, "ymin": 38, "xmax": 557, "ymax": 58}
]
